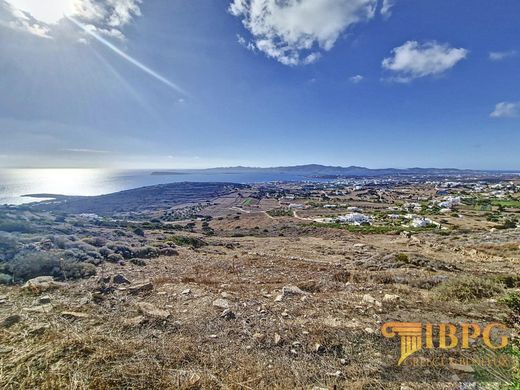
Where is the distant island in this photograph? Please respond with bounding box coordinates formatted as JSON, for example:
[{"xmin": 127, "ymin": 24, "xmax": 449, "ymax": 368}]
[{"xmin": 151, "ymin": 164, "xmax": 516, "ymax": 178}]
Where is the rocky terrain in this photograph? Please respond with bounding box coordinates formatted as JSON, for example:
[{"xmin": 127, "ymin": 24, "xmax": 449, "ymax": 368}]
[{"xmin": 0, "ymin": 177, "xmax": 519, "ymax": 389}]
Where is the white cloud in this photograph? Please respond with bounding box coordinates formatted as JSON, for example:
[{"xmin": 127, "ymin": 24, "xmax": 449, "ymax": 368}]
[
  {"xmin": 229, "ymin": 0, "xmax": 379, "ymax": 65},
  {"xmin": 382, "ymin": 41, "xmax": 468, "ymax": 82},
  {"xmin": 489, "ymin": 50, "xmax": 517, "ymax": 61},
  {"xmin": 2, "ymin": 0, "xmax": 142, "ymax": 40},
  {"xmin": 490, "ymin": 102, "xmax": 520, "ymax": 118},
  {"xmin": 349, "ymin": 74, "xmax": 364, "ymax": 83},
  {"xmin": 380, "ymin": 0, "xmax": 394, "ymax": 19}
]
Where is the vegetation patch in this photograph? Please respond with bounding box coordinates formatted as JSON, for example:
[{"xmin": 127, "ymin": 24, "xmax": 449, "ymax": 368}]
[
  {"xmin": 168, "ymin": 235, "xmax": 207, "ymax": 248},
  {"xmin": 434, "ymin": 276, "xmax": 503, "ymax": 302}
]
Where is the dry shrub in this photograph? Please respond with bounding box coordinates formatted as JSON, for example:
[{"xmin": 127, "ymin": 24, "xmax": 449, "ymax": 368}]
[{"xmin": 434, "ymin": 275, "xmax": 503, "ymax": 302}]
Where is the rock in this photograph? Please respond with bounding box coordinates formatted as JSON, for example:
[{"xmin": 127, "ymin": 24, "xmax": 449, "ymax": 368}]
[
  {"xmin": 275, "ymin": 285, "xmax": 307, "ymax": 301},
  {"xmin": 221, "ymin": 309, "xmax": 236, "ymax": 320},
  {"xmin": 253, "ymin": 332, "xmax": 265, "ymax": 342},
  {"xmin": 181, "ymin": 288, "xmax": 191, "ymax": 295},
  {"xmin": 61, "ymin": 311, "xmax": 90, "ymax": 319},
  {"xmin": 313, "ymin": 343, "xmax": 325, "ymax": 353},
  {"xmin": 449, "ymin": 363, "xmax": 474, "ymax": 373},
  {"xmin": 383, "ymin": 294, "xmax": 400, "ymax": 303},
  {"xmin": 2, "ymin": 314, "xmax": 21, "ymax": 328},
  {"xmin": 274, "ymin": 333, "xmax": 282, "ymax": 345},
  {"xmin": 23, "ymin": 304, "xmax": 53, "ymax": 313},
  {"xmin": 362, "ymin": 294, "xmax": 382, "ymax": 307},
  {"xmin": 212, "ymin": 298, "xmax": 230, "ymax": 309},
  {"xmin": 220, "ymin": 291, "xmax": 233, "ymax": 299},
  {"xmin": 128, "ymin": 281, "xmax": 154, "ymax": 295},
  {"xmin": 22, "ymin": 276, "xmax": 66, "ymax": 293},
  {"xmin": 113, "ymin": 274, "xmax": 131, "ymax": 285},
  {"xmin": 39, "ymin": 295, "xmax": 51, "ymax": 304},
  {"xmin": 137, "ymin": 302, "xmax": 170, "ymax": 320},
  {"xmin": 124, "ymin": 316, "xmax": 145, "ymax": 326}
]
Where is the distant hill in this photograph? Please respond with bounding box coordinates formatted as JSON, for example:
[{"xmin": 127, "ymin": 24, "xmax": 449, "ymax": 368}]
[
  {"xmin": 26, "ymin": 182, "xmax": 245, "ymax": 215},
  {"xmin": 152, "ymin": 164, "xmax": 503, "ymax": 177}
]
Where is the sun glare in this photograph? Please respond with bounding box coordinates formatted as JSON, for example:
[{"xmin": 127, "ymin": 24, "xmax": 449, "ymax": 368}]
[{"xmin": 7, "ymin": 0, "xmax": 75, "ymax": 24}]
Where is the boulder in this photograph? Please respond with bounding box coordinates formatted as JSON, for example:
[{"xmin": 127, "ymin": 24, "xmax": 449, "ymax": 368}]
[
  {"xmin": 61, "ymin": 311, "xmax": 90, "ymax": 319},
  {"xmin": 113, "ymin": 274, "xmax": 131, "ymax": 285},
  {"xmin": 21, "ymin": 276, "xmax": 66, "ymax": 293},
  {"xmin": 221, "ymin": 309, "xmax": 236, "ymax": 320},
  {"xmin": 275, "ymin": 285, "xmax": 307, "ymax": 301},
  {"xmin": 137, "ymin": 302, "xmax": 170, "ymax": 320},
  {"xmin": 212, "ymin": 298, "xmax": 230, "ymax": 309},
  {"xmin": 128, "ymin": 281, "xmax": 154, "ymax": 295}
]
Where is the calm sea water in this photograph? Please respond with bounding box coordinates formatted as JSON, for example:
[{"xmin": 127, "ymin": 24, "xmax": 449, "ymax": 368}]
[{"xmin": 0, "ymin": 169, "xmax": 313, "ymax": 205}]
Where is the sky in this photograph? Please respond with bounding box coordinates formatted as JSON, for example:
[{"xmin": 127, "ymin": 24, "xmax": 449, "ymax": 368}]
[{"xmin": 0, "ymin": 0, "xmax": 519, "ymax": 170}]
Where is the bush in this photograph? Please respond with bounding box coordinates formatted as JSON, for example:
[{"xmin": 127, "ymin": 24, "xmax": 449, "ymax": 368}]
[
  {"xmin": 133, "ymin": 246, "xmax": 159, "ymax": 259},
  {"xmin": 169, "ymin": 235, "xmax": 207, "ymax": 248},
  {"xmin": 502, "ymin": 292, "xmax": 520, "ymax": 315},
  {"xmin": 434, "ymin": 276, "xmax": 503, "ymax": 302},
  {"xmin": 108, "ymin": 244, "xmax": 134, "ymax": 259},
  {"xmin": 0, "ymin": 221, "xmax": 36, "ymax": 233},
  {"xmin": 107, "ymin": 253, "xmax": 124, "ymax": 263},
  {"xmin": 8, "ymin": 251, "xmax": 96, "ymax": 281},
  {"xmin": 0, "ymin": 235, "xmax": 19, "ymax": 260},
  {"xmin": 133, "ymin": 227, "xmax": 145, "ymax": 237},
  {"xmin": 99, "ymin": 246, "xmax": 113, "ymax": 258},
  {"xmin": 83, "ymin": 237, "xmax": 107, "ymax": 248},
  {"xmin": 158, "ymin": 248, "xmax": 179, "ymax": 256},
  {"xmin": 394, "ymin": 253, "xmax": 409, "ymax": 263}
]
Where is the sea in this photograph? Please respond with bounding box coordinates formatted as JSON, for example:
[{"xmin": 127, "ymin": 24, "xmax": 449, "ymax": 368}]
[{"xmin": 0, "ymin": 169, "xmax": 318, "ymax": 206}]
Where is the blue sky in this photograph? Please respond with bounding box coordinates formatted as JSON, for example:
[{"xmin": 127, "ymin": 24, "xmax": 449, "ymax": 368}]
[{"xmin": 0, "ymin": 0, "xmax": 519, "ymax": 169}]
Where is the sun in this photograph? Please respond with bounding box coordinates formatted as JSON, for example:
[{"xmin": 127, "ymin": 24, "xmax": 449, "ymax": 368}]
[{"xmin": 7, "ymin": 0, "xmax": 77, "ymax": 25}]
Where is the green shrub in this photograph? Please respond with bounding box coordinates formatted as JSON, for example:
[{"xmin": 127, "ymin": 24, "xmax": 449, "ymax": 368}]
[
  {"xmin": 0, "ymin": 221, "xmax": 36, "ymax": 233},
  {"xmin": 133, "ymin": 227, "xmax": 145, "ymax": 237},
  {"xmin": 169, "ymin": 235, "xmax": 207, "ymax": 248},
  {"xmin": 434, "ymin": 276, "xmax": 503, "ymax": 302},
  {"xmin": 394, "ymin": 253, "xmax": 409, "ymax": 263}
]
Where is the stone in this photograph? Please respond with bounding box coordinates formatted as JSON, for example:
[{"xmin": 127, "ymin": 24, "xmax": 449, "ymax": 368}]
[
  {"xmin": 220, "ymin": 291, "xmax": 233, "ymax": 299},
  {"xmin": 124, "ymin": 316, "xmax": 145, "ymax": 326},
  {"xmin": 137, "ymin": 302, "xmax": 170, "ymax": 320},
  {"xmin": 382, "ymin": 294, "xmax": 400, "ymax": 303},
  {"xmin": 362, "ymin": 294, "xmax": 382, "ymax": 307},
  {"xmin": 274, "ymin": 333, "xmax": 282, "ymax": 345},
  {"xmin": 128, "ymin": 281, "xmax": 153, "ymax": 295},
  {"xmin": 2, "ymin": 314, "xmax": 21, "ymax": 328},
  {"xmin": 61, "ymin": 311, "xmax": 90, "ymax": 319},
  {"xmin": 275, "ymin": 285, "xmax": 307, "ymax": 301},
  {"xmin": 221, "ymin": 309, "xmax": 236, "ymax": 320},
  {"xmin": 22, "ymin": 276, "xmax": 66, "ymax": 293},
  {"xmin": 39, "ymin": 295, "xmax": 51, "ymax": 304},
  {"xmin": 113, "ymin": 274, "xmax": 131, "ymax": 285},
  {"xmin": 449, "ymin": 363, "xmax": 475, "ymax": 373},
  {"xmin": 23, "ymin": 304, "xmax": 53, "ymax": 313},
  {"xmin": 212, "ymin": 298, "xmax": 230, "ymax": 309},
  {"xmin": 313, "ymin": 343, "xmax": 325, "ymax": 353},
  {"xmin": 253, "ymin": 332, "xmax": 265, "ymax": 342},
  {"xmin": 181, "ymin": 288, "xmax": 191, "ymax": 295}
]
